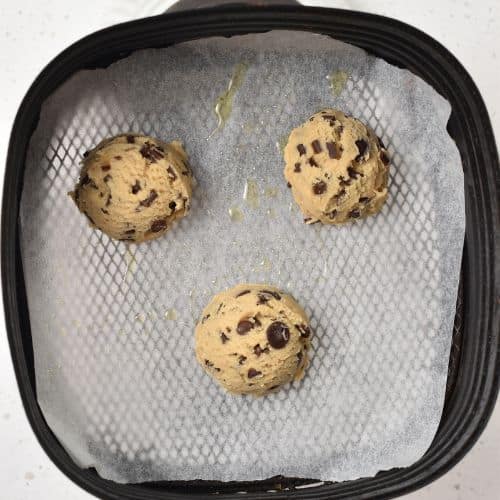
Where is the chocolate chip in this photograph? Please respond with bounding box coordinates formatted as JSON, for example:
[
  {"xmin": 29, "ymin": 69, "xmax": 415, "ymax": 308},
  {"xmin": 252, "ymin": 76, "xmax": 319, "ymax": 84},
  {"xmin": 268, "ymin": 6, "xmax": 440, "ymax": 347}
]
[
  {"xmin": 106, "ymin": 194, "xmax": 112, "ymax": 206},
  {"xmin": 347, "ymin": 166, "xmax": 363, "ymax": 179},
  {"xmin": 103, "ymin": 175, "xmax": 111, "ymax": 183},
  {"xmin": 312, "ymin": 180, "xmax": 327, "ymax": 195},
  {"xmin": 359, "ymin": 196, "xmax": 371, "ymax": 204},
  {"xmin": 247, "ymin": 368, "xmax": 262, "ymax": 379},
  {"xmin": 220, "ymin": 332, "xmax": 230, "ymax": 344},
  {"xmin": 311, "ymin": 140, "xmax": 322, "ymax": 154},
  {"xmin": 333, "ymin": 188, "xmax": 346, "ymax": 201},
  {"xmin": 266, "ymin": 322, "xmax": 290, "ymax": 349},
  {"xmin": 355, "ymin": 139, "xmax": 368, "ymax": 161},
  {"xmin": 101, "ymin": 165, "xmax": 111, "ymax": 172},
  {"xmin": 297, "ymin": 144, "xmax": 306, "ymax": 156},
  {"xmin": 139, "ymin": 189, "xmax": 158, "ymax": 207},
  {"xmin": 131, "ymin": 180, "xmax": 141, "ymax": 194},
  {"xmin": 124, "ymin": 229, "xmax": 135, "ymax": 234},
  {"xmin": 140, "ymin": 141, "xmax": 164, "ymax": 162},
  {"xmin": 114, "ymin": 155, "xmax": 122, "ymax": 160},
  {"xmin": 150, "ymin": 219, "xmax": 167, "ymax": 232},
  {"xmin": 287, "ymin": 182, "xmax": 292, "ymax": 188},
  {"xmin": 257, "ymin": 294, "xmax": 270, "ymax": 305},
  {"xmin": 377, "ymin": 136, "xmax": 386, "ymax": 149},
  {"xmin": 380, "ymin": 151, "xmax": 390, "ymax": 165},
  {"xmin": 327, "ymin": 209, "xmax": 337, "ymax": 219},
  {"xmin": 169, "ymin": 201, "xmax": 177, "ymax": 211},
  {"xmin": 338, "ymin": 176, "xmax": 351, "ymax": 187},
  {"xmin": 101, "ymin": 208, "xmax": 109, "ymax": 215},
  {"xmin": 349, "ymin": 209, "xmax": 361, "ymax": 218},
  {"xmin": 236, "ymin": 289, "xmax": 251, "ymax": 298},
  {"xmin": 238, "ymin": 355, "xmax": 247, "ymax": 365},
  {"xmin": 202, "ymin": 314, "xmax": 210, "ymax": 324},
  {"xmin": 295, "ymin": 324, "xmax": 311, "ymax": 338},
  {"xmin": 297, "ymin": 351, "xmax": 303, "ymax": 365},
  {"xmin": 81, "ymin": 174, "xmax": 91, "ymax": 186},
  {"xmin": 182, "ymin": 171, "xmax": 189, "ymax": 176},
  {"xmin": 261, "ymin": 289, "xmax": 281, "ymax": 300},
  {"xmin": 322, "ymin": 114, "xmax": 336, "ymax": 121},
  {"xmin": 254, "ymin": 344, "xmax": 270, "ymax": 356},
  {"xmin": 205, "ymin": 359, "xmax": 214, "ymax": 368},
  {"xmin": 326, "ymin": 141, "xmax": 342, "ymax": 159},
  {"xmin": 308, "ymin": 157, "xmax": 318, "ymax": 167},
  {"xmin": 126, "ymin": 135, "xmax": 135, "ymax": 144},
  {"xmin": 237, "ymin": 320, "xmax": 254, "ymax": 335},
  {"xmin": 294, "ymin": 162, "xmax": 301, "ymax": 173},
  {"xmin": 214, "ymin": 367, "xmax": 221, "ymax": 372},
  {"xmin": 167, "ymin": 166, "xmax": 177, "ymax": 181}
]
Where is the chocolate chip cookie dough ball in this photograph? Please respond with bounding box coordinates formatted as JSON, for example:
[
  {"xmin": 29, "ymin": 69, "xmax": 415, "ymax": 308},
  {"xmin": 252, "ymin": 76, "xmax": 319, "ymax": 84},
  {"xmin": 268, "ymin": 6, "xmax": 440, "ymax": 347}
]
[
  {"xmin": 195, "ymin": 284, "xmax": 312, "ymax": 396},
  {"xmin": 284, "ymin": 109, "xmax": 390, "ymax": 224},
  {"xmin": 70, "ymin": 134, "xmax": 193, "ymax": 242}
]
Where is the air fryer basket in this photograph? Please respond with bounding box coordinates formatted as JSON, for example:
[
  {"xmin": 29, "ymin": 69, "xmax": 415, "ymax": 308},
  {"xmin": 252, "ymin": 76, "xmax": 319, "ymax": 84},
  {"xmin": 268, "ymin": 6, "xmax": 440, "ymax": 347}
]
[{"xmin": 2, "ymin": 5, "xmax": 498, "ymax": 500}]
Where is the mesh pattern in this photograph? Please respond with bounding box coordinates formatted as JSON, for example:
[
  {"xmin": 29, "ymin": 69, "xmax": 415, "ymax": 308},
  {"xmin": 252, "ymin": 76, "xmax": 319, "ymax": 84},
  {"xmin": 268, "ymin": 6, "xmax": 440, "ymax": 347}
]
[{"xmin": 19, "ymin": 32, "xmax": 464, "ymax": 483}]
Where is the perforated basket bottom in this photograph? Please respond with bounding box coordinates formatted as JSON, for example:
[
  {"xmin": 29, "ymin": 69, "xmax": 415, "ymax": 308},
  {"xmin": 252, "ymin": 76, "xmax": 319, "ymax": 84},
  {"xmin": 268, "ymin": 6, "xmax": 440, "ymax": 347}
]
[{"xmin": 19, "ymin": 32, "xmax": 464, "ymax": 483}]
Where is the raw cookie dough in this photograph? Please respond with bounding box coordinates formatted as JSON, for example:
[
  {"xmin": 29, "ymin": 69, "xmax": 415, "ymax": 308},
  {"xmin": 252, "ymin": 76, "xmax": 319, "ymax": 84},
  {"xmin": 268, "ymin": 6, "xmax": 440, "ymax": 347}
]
[
  {"xmin": 70, "ymin": 134, "xmax": 193, "ymax": 242},
  {"xmin": 284, "ymin": 109, "xmax": 390, "ymax": 224},
  {"xmin": 195, "ymin": 284, "xmax": 312, "ymax": 396}
]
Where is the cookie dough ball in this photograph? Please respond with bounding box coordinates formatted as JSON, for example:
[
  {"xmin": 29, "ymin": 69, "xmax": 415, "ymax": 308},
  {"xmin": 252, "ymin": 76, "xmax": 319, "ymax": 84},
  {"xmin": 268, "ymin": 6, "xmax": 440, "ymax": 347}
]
[
  {"xmin": 70, "ymin": 134, "xmax": 193, "ymax": 242},
  {"xmin": 284, "ymin": 109, "xmax": 390, "ymax": 224},
  {"xmin": 195, "ymin": 284, "xmax": 312, "ymax": 396}
]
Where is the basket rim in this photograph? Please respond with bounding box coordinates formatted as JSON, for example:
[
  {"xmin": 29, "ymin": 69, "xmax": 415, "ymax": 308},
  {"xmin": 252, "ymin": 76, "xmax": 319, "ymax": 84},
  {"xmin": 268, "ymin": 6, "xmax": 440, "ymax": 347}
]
[{"xmin": 2, "ymin": 5, "xmax": 499, "ymax": 500}]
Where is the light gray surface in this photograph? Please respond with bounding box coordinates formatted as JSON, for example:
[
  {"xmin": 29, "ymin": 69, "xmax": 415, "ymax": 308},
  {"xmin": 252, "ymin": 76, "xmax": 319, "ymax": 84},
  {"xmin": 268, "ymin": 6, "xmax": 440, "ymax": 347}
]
[
  {"xmin": 19, "ymin": 31, "xmax": 463, "ymax": 483},
  {"xmin": 0, "ymin": 1, "xmax": 498, "ymax": 498}
]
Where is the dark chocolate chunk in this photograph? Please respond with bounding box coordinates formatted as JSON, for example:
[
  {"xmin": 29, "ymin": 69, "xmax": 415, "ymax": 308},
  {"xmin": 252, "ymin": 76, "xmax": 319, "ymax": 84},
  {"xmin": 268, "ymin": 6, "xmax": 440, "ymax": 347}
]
[
  {"xmin": 311, "ymin": 140, "xmax": 322, "ymax": 154},
  {"xmin": 114, "ymin": 155, "xmax": 122, "ymax": 160},
  {"xmin": 167, "ymin": 166, "xmax": 177, "ymax": 181},
  {"xmin": 261, "ymin": 289, "xmax": 281, "ymax": 300},
  {"xmin": 380, "ymin": 151, "xmax": 390, "ymax": 165},
  {"xmin": 359, "ymin": 196, "xmax": 371, "ymax": 204},
  {"xmin": 131, "ymin": 180, "xmax": 141, "ymax": 194},
  {"xmin": 312, "ymin": 180, "xmax": 327, "ymax": 195},
  {"xmin": 355, "ymin": 139, "xmax": 368, "ymax": 161},
  {"xmin": 349, "ymin": 209, "xmax": 361, "ymax": 219},
  {"xmin": 101, "ymin": 165, "xmax": 111, "ymax": 172},
  {"xmin": 103, "ymin": 175, "xmax": 111, "ymax": 183},
  {"xmin": 294, "ymin": 162, "xmax": 301, "ymax": 173},
  {"xmin": 322, "ymin": 114, "xmax": 336, "ymax": 121},
  {"xmin": 150, "ymin": 219, "xmax": 167, "ymax": 232},
  {"xmin": 333, "ymin": 188, "xmax": 346, "ymax": 201},
  {"xmin": 295, "ymin": 324, "xmax": 311, "ymax": 338},
  {"xmin": 139, "ymin": 189, "xmax": 158, "ymax": 207},
  {"xmin": 238, "ymin": 355, "xmax": 247, "ymax": 365},
  {"xmin": 327, "ymin": 209, "xmax": 337, "ymax": 219},
  {"xmin": 247, "ymin": 368, "xmax": 262, "ymax": 379},
  {"xmin": 253, "ymin": 344, "xmax": 270, "ymax": 356},
  {"xmin": 214, "ymin": 367, "xmax": 221, "ymax": 372},
  {"xmin": 81, "ymin": 174, "xmax": 91, "ymax": 186},
  {"xmin": 257, "ymin": 294, "xmax": 270, "ymax": 305},
  {"xmin": 140, "ymin": 141, "xmax": 164, "ymax": 162},
  {"xmin": 287, "ymin": 182, "xmax": 292, "ymax": 188},
  {"xmin": 169, "ymin": 201, "xmax": 177, "ymax": 211},
  {"xmin": 220, "ymin": 332, "xmax": 230, "ymax": 344},
  {"xmin": 308, "ymin": 157, "xmax": 318, "ymax": 167},
  {"xmin": 101, "ymin": 208, "xmax": 109, "ymax": 215},
  {"xmin": 236, "ymin": 289, "xmax": 251, "ymax": 298},
  {"xmin": 237, "ymin": 320, "xmax": 254, "ymax": 335},
  {"xmin": 126, "ymin": 135, "xmax": 135, "ymax": 144},
  {"xmin": 338, "ymin": 176, "xmax": 352, "ymax": 187},
  {"xmin": 124, "ymin": 229, "xmax": 136, "ymax": 234},
  {"xmin": 326, "ymin": 141, "xmax": 342, "ymax": 159},
  {"xmin": 266, "ymin": 321, "xmax": 290, "ymax": 349},
  {"xmin": 205, "ymin": 359, "xmax": 214, "ymax": 368},
  {"xmin": 347, "ymin": 166, "xmax": 363, "ymax": 179},
  {"xmin": 297, "ymin": 144, "xmax": 306, "ymax": 156}
]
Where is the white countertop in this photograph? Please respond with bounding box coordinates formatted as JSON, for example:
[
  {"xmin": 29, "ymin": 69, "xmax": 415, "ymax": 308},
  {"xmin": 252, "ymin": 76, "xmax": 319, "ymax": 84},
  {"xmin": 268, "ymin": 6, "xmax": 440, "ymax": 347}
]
[{"xmin": 0, "ymin": 1, "xmax": 498, "ymax": 498}]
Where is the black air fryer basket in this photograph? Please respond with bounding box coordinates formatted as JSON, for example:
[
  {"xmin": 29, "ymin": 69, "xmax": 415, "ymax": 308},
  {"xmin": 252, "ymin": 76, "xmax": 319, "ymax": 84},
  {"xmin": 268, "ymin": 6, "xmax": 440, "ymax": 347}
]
[{"xmin": 2, "ymin": 3, "xmax": 499, "ymax": 499}]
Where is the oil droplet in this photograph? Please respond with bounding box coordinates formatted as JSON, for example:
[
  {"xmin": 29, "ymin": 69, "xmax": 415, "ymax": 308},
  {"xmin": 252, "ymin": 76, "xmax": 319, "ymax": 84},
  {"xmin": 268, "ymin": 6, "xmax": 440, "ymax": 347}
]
[
  {"xmin": 229, "ymin": 206, "xmax": 244, "ymax": 222},
  {"xmin": 213, "ymin": 62, "xmax": 249, "ymax": 132},
  {"xmin": 264, "ymin": 187, "xmax": 278, "ymax": 198},
  {"xmin": 328, "ymin": 70, "xmax": 349, "ymax": 97},
  {"xmin": 165, "ymin": 309, "xmax": 177, "ymax": 321},
  {"xmin": 243, "ymin": 179, "xmax": 259, "ymax": 208},
  {"xmin": 266, "ymin": 208, "xmax": 276, "ymax": 219},
  {"xmin": 276, "ymin": 134, "xmax": 288, "ymax": 154}
]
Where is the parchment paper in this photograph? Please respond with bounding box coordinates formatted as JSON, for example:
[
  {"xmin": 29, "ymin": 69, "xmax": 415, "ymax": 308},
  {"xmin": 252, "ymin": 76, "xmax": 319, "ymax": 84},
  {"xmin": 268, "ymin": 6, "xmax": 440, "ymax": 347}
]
[{"xmin": 19, "ymin": 31, "xmax": 465, "ymax": 483}]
